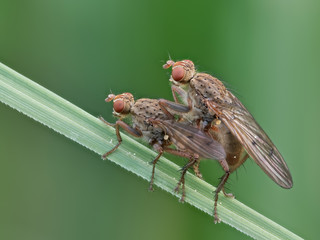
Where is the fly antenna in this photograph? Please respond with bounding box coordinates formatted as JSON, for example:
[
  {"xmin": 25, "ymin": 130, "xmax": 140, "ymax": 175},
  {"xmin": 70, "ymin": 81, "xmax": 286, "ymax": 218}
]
[{"xmin": 105, "ymin": 94, "xmax": 115, "ymax": 102}]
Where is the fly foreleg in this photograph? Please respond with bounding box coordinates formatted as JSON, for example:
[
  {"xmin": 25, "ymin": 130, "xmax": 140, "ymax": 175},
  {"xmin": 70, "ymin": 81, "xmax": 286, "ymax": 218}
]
[
  {"xmin": 158, "ymin": 99, "xmax": 191, "ymax": 119},
  {"xmin": 99, "ymin": 117, "xmax": 142, "ymax": 159},
  {"xmin": 171, "ymin": 85, "xmax": 188, "ymax": 104}
]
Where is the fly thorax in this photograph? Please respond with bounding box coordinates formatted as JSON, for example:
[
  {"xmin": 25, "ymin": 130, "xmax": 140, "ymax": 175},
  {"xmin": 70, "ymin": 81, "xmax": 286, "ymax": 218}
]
[
  {"xmin": 132, "ymin": 98, "xmax": 167, "ymax": 120},
  {"xmin": 191, "ymin": 73, "xmax": 227, "ymax": 101}
]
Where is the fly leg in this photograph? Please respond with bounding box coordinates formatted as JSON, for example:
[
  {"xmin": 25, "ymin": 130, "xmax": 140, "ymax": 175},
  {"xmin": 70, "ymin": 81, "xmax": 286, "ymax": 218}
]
[
  {"xmin": 177, "ymin": 155, "xmax": 199, "ymax": 202},
  {"xmin": 192, "ymin": 158, "xmax": 203, "ymax": 179},
  {"xmin": 99, "ymin": 117, "xmax": 142, "ymax": 159},
  {"xmin": 149, "ymin": 143, "xmax": 164, "ymax": 191},
  {"xmin": 158, "ymin": 86, "xmax": 193, "ymax": 118},
  {"xmin": 214, "ymin": 159, "xmax": 230, "ymax": 224},
  {"xmin": 163, "ymin": 148, "xmax": 199, "ymax": 202},
  {"xmin": 222, "ymin": 189, "xmax": 234, "ymax": 198},
  {"xmin": 222, "ymin": 153, "xmax": 249, "ymax": 198},
  {"xmin": 171, "ymin": 85, "xmax": 189, "ymax": 104},
  {"xmin": 158, "ymin": 98, "xmax": 191, "ymax": 117}
]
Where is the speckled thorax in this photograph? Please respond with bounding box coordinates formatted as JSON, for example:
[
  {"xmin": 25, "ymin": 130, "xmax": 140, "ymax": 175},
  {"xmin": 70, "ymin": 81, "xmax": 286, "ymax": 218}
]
[
  {"xmin": 130, "ymin": 98, "xmax": 171, "ymax": 144},
  {"xmin": 187, "ymin": 73, "xmax": 221, "ymax": 124},
  {"xmin": 190, "ymin": 73, "xmax": 230, "ymax": 101}
]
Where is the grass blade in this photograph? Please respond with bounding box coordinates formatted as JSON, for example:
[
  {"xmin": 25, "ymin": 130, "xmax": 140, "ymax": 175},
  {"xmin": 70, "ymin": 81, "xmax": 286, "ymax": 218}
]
[{"xmin": 0, "ymin": 62, "xmax": 302, "ymax": 240}]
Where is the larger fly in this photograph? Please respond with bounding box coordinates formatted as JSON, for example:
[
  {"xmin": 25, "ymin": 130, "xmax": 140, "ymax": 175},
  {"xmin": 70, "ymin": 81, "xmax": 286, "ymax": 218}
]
[{"xmin": 161, "ymin": 59, "xmax": 293, "ymax": 223}]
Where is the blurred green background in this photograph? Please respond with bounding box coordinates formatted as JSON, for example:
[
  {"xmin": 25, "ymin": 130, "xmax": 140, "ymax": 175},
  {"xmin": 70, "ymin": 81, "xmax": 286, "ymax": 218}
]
[{"xmin": 0, "ymin": 0, "xmax": 319, "ymax": 239}]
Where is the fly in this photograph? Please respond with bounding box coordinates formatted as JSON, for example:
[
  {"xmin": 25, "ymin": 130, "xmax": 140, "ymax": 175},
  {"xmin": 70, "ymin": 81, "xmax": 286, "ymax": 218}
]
[
  {"xmin": 161, "ymin": 59, "xmax": 293, "ymax": 223},
  {"xmin": 99, "ymin": 92, "xmax": 226, "ymax": 202}
]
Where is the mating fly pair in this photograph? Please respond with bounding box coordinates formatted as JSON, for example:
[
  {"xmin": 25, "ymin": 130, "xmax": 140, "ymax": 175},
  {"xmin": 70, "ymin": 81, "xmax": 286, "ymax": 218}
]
[
  {"xmin": 100, "ymin": 59, "xmax": 293, "ymax": 223},
  {"xmin": 99, "ymin": 93, "xmax": 226, "ymax": 202}
]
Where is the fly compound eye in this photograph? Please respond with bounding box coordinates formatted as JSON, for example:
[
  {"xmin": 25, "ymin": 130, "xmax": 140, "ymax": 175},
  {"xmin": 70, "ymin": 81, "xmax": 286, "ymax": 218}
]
[
  {"xmin": 172, "ymin": 67, "xmax": 185, "ymax": 81},
  {"xmin": 113, "ymin": 99, "xmax": 125, "ymax": 113}
]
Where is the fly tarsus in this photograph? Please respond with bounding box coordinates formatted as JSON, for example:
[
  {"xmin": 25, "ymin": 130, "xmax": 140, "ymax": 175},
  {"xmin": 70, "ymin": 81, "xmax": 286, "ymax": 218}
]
[
  {"xmin": 214, "ymin": 171, "xmax": 231, "ymax": 224},
  {"xmin": 192, "ymin": 159, "xmax": 203, "ymax": 179},
  {"xmin": 222, "ymin": 187, "xmax": 235, "ymax": 198},
  {"xmin": 149, "ymin": 148, "xmax": 163, "ymax": 192},
  {"xmin": 101, "ymin": 123, "xmax": 122, "ymax": 160}
]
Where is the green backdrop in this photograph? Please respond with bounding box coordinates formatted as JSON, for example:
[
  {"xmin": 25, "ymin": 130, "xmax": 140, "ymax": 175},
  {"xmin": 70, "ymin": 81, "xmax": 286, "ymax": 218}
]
[{"xmin": 1, "ymin": 0, "xmax": 319, "ymax": 239}]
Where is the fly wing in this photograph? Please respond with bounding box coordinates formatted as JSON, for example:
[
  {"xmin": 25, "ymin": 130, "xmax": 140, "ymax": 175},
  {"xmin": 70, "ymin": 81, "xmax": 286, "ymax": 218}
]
[
  {"xmin": 206, "ymin": 93, "xmax": 293, "ymax": 188},
  {"xmin": 156, "ymin": 120, "xmax": 226, "ymax": 161}
]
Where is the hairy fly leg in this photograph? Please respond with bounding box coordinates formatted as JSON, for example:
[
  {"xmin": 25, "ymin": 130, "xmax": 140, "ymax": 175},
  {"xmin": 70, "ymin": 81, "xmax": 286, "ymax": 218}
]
[{"xmin": 99, "ymin": 116, "xmax": 142, "ymax": 159}]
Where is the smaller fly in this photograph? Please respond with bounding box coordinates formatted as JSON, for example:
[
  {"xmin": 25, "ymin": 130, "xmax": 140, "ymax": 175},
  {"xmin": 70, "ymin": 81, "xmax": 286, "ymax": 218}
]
[
  {"xmin": 100, "ymin": 92, "xmax": 226, "ymax": 201},
  {"xmin": 161, "ymin": 59, "xmax": 293, "ymax": 223}
]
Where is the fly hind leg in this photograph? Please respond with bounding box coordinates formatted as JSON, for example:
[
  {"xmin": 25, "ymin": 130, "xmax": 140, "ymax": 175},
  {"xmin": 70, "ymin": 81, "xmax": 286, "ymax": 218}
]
[
  {"xmin": 175, "ymin": 154, "xmax": 199, "ymax": 202},
  {"xmin": 222, "ymin": 153, "xmax": 249, "ymax": 198},
  {"xmin": 163, "ymin": 148, "xmax": 199, "ymax": 202},
  {"xmin": 214, "ymin": 159, "xmax": 231, "ymax": 224}
]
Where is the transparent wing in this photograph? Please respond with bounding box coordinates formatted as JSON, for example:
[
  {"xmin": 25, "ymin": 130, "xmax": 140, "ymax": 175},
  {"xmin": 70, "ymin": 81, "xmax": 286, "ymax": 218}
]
[
  {"xmin": 155, "ymin": 120, "xmax": 226, "ymax": 161},
  {"xmin": 206, "ymin": 93, "xmax": 293, "ymax": 188}
]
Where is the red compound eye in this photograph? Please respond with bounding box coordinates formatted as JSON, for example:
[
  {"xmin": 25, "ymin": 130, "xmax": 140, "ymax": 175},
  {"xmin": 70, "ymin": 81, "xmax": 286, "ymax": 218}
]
[
  {"xmin": 113, "ymin": 100, "xmax": 124, "ymax": 113},
  {"xmin": 172, "ymin": 67, "xmax": 185, "ymax": 81}
]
